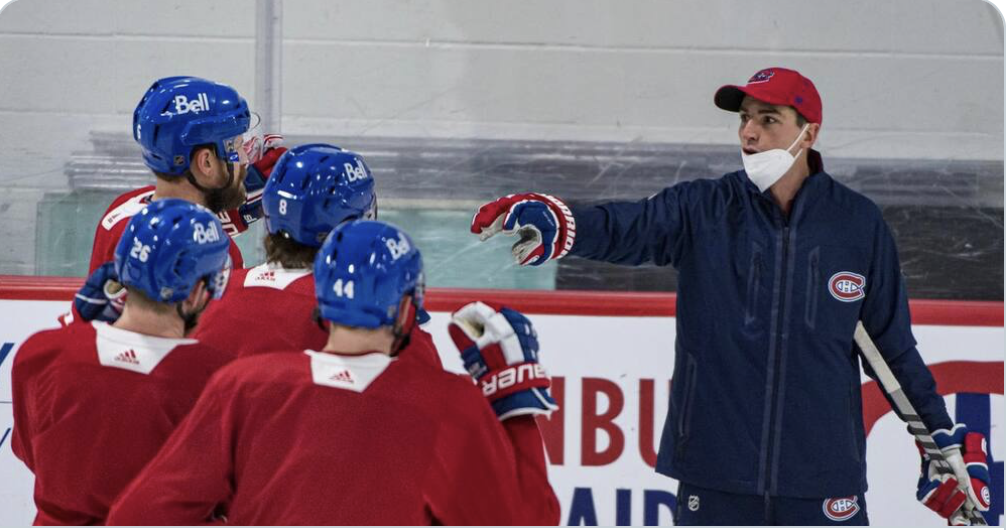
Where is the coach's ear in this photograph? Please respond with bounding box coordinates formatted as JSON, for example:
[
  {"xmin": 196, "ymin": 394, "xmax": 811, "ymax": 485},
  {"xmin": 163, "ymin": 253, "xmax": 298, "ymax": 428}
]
[{"xmin": 802, "ymin": 122, "xmax": 821, "ymax": 150}]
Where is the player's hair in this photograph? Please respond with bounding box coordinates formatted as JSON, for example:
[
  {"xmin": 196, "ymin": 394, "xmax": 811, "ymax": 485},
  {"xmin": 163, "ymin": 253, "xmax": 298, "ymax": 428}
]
[
  {"xmin": 264, "ymin": 232, "xmax": 320, "ymax": 270},
  {"xmin": 795, "ymin": 111, "xmax": 808, "ymax": 127}
]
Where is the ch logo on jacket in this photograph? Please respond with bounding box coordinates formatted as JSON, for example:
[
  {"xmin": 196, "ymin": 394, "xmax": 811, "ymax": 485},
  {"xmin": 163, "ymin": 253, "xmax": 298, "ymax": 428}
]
[{"xmin": 828, "ymin": 271, "xmax": 866, "ymax": 302}]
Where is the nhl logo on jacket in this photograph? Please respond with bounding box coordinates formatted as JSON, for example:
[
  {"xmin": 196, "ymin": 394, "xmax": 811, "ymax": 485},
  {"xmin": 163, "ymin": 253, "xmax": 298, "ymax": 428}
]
[
  {"xmin": 828, "ymin": 271, "xmax": 866, "ymax": 302},
  {"xmin": 822, "ymin": 496, "xmax": 859, "ymax": 521}
]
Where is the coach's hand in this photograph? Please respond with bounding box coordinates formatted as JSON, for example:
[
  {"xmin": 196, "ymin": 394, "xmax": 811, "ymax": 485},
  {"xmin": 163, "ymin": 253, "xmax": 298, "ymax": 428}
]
[
  {"xmin": 74, "ymin": 262, "xmax": 127, "ymax": 323},
  {"xmin": 917, "ymin": 424, "xmax": 991, "ymax": 524},
  {"xmin": 448, "ymin": 301, "xmax": 558, "ymax": 420},
  {"xmin": 471, "ymin": 193, "xmax": 575, "ymax": 266}
]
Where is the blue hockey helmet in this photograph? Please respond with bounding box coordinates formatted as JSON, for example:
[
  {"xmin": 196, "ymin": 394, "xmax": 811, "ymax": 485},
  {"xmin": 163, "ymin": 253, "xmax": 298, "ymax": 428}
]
[
  {"xmin": 133, "ymin": 76, "xmax": 252, "ymax": 175},
  {"xmin": 114, "ymin": 198, "xmax": 232, "ymax": 304},
  {"xmin": 263, "ymin": 143, "xmax": 377, "ymax": 247},
  {"xmin": 314, "ymin": 220, "xmax": 424, "ymax": 329}
]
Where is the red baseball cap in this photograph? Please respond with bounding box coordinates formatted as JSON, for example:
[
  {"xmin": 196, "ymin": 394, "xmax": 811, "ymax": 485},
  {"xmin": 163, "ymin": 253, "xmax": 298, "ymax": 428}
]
[{"xmin": 714, "ymin": 67, "xmax": 822, "ymax": 124}]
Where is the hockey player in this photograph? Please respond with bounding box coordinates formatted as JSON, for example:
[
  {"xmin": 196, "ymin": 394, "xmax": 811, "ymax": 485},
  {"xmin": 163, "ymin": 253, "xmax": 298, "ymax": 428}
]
[
  {"xmin": 106, "ymin": 220, "xmax": 561, "ymax": 525},
  {"xmin": 193, "ymin": 143, "xmax": 440, "ymax": 366},
  {"xmin": 11, "ymin": 200, "xmax": 235, "ymax": 525},
  {"xmin": 469, "ymin": 67, "xmax": 991, "ymax": 525},
  {"xmin": 71, "ymin": 75, "xmax": 285, "ymax": 324}
]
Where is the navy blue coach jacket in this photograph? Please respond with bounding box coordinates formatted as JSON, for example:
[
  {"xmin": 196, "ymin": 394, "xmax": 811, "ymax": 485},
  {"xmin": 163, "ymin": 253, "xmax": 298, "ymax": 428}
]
[{"xmin": 568, "ymin": 155, "xmax": 953, "ymax": 498}]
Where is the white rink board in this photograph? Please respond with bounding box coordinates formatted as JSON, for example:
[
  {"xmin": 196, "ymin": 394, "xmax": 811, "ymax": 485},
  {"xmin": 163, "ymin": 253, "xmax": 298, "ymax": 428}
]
[{"xmin": 0, "ymin": 300, "xmax": 1002, "ymax": 526}]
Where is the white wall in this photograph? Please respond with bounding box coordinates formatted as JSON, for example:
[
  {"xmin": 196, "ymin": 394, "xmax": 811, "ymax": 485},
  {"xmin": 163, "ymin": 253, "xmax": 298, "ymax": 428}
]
[{"xmin": 0, "ymin": 0, "xmax": 1001, "ymax": 184}]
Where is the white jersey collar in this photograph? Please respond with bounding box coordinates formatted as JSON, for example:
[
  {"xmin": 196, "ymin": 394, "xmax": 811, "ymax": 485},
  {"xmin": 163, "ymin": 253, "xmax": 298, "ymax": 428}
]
[
  {"xmin": 305, "ymin": 350, "xmax": 393, "ymax": 393},
  {"xmin": 93, "ymin": 321, "xmax": 197, "ymax": 375},
  {"xmin": 244, "ymin": 263, "xmax": 312, "ymax": 290}
]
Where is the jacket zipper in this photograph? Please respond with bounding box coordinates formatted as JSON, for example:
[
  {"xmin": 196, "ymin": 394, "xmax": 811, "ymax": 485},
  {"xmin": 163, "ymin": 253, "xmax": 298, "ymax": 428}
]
[{"xmin": 763, "ymin": 224, "xmax": 790, "ymax": 497}]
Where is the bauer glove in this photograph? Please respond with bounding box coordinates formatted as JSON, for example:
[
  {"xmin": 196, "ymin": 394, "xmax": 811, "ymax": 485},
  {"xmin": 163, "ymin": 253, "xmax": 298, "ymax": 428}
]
[
  {"xmin": 448, "ymin": 301, "xmax": 558, "ymax": 420},
  {"xmin": 471, "ymin": 193, "xmax": 575, "ymax": 266},
  {"xmin": 74, "ymin": 262, "xmax": 127, "ymax": 323},
  {"xmin": 916, "ymin": 424, "xmax": 991, "ymax": 524}
]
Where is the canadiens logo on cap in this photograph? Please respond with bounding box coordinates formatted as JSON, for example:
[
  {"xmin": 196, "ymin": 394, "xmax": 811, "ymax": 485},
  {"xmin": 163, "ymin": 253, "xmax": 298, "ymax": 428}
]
[
  {"xmin": 829, "ymin": 271, "xmax": 866, "ymax": 302},
  {"xmin": 748, "ymin": 69, "xmax": 775, "ymax": 84},
  {"xmin": 822, "ymin": 496, "xmax": 860, "ymax": 521},
  {"xmin": 714, "ymin": 67, "xmax": 823, "ymax": 124}
]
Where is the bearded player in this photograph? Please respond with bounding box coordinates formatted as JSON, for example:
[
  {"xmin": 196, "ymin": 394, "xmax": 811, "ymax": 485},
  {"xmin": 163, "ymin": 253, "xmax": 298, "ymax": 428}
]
[{"xmin": 69, "ymin": 76, "xmax": 286, "ymax": 324}]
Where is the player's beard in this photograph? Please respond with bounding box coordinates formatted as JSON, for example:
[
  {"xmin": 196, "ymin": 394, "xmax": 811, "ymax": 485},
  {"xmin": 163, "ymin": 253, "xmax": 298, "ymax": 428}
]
[
  {"xmin": 202, "ymin": 162, "xmax": 248, "ymax": 214},
  {"xmin": 177, "ymin": 301, "xmax": 208, "ymax": 335}
]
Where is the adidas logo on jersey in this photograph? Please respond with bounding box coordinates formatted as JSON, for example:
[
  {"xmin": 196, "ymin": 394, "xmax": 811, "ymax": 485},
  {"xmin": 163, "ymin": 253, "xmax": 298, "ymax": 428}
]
[
  {"xmin": 254, "ymin": 271, "xmax": 276, "ymax": 282},
  {"xmin": 173, "ymin": 93, "xmax": 210, "ymax": 115},
  {"xmin": 330, "ymin": 369, "xmax": 355, "ymax": 384},
  {"xmin": 114, "ymin": 349, "xmax": 140, "ymax": 365}
]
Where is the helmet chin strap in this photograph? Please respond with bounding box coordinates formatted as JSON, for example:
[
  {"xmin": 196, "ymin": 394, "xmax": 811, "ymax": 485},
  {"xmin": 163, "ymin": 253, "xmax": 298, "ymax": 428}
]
[{"xmin": 390, "ymin": 295, "xmax": 418, "ymax": 356}]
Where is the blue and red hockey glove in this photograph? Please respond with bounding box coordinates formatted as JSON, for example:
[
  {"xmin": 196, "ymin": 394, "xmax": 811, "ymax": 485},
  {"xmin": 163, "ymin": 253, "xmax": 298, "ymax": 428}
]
[
  {"xmin": 471, "ymin": 193, "xmax": 576, "ymax": 266},
  {"xmin": 916, "ymin": 424, "xmax": 991, "ymax": 524},
  {"xmin": 448, "ymin": 301, "xmax": 558, "ymax": 420},
  {"xmin": 74, "ymin": 262, "xmax": 127, "ymax": 323},
  {"xmin": 220, "ymin": 134, "xmax": 287, "ymax": 236}
]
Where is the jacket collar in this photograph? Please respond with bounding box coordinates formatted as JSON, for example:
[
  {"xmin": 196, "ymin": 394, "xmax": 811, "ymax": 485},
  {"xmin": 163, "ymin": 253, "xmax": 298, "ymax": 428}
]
[{"xmin": 741, "ymin": 149, "xmax": 830, "ymax": 224}]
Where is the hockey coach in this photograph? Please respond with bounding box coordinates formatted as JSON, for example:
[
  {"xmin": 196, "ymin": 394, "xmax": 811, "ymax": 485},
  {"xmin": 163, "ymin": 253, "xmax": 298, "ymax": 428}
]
[{"xmin": 469, "ymin": 67, "xmax": 991, "ymax": 525}]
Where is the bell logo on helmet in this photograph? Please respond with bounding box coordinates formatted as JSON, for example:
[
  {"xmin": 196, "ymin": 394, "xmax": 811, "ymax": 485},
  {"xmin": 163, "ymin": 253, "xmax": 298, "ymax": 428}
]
[
  {"xmin": 344, "ymin": 160, "xmax": 369, "ymax": 182},
  {"xmin": 192, "ymin": 222, "xmax": 222, "ymax": 244},
  {"xmin": 173, "ymin": 93, "xmax": 210, "ymax": 115},
  {"xmin": 386, "ymin": 233, "xmax": 412, "ymax": 260}
]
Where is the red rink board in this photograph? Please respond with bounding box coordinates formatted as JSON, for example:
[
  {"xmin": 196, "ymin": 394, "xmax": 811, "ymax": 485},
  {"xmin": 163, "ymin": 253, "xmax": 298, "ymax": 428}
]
[{"xmin": 1, "ymin": 275, "xmax": 1001, "ymax": 327}]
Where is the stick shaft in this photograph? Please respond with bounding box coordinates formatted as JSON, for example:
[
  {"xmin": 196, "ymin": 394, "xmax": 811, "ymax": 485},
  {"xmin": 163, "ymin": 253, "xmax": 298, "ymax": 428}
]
[{"xmin": 853, "ymin": 322, "xmax": 986, "ymax": 526}]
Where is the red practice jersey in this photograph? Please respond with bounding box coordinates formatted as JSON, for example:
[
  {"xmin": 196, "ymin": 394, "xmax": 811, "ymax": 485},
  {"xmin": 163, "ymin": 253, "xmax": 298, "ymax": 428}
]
[
  {"xmin": 10, "ymin": 322, "xmax": 234, "ymax": 525},
  {"xmin": 107, "ymin": 349, "xmax": 560, "ymax": 526},
  {"xmin": 88, "ymin": 186, "xmax": 244, "ymax": 274},
  {"xmin": 193, "ymin": 263, "xmax": 443, "ymax": 368}
]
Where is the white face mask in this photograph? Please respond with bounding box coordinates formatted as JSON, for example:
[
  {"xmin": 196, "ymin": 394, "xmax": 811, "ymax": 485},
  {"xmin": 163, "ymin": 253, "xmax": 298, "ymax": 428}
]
[{"xmin": 741, "ymin": 124, "xmax": 811, "ymax": 192}]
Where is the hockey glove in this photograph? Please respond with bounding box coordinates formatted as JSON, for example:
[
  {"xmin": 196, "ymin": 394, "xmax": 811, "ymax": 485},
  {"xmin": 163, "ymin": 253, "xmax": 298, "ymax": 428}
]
[
  {"xmin": 448, "ymin": 301, "xmax": 558, "ymax": 420},
  {"xmin": 917, "ymin": 424, "xmax": 991, "ymax": 522},
  {"xmin": 74, "ymin": 262, "xmax": 127, "ymax": 323},
  {"xmin": 471, "ymin": 193, "xmax": 575, "ymax": 266},
  {"xmin": 221, "ymin": 134, "xmax": 287, "ymax": 236}
]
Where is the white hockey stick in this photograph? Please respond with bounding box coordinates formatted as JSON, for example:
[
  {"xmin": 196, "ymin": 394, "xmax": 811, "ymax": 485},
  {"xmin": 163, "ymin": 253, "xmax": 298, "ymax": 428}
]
[{"xmin": 854, "ymin": 321, "xmax": 987, "ymax": 526}]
